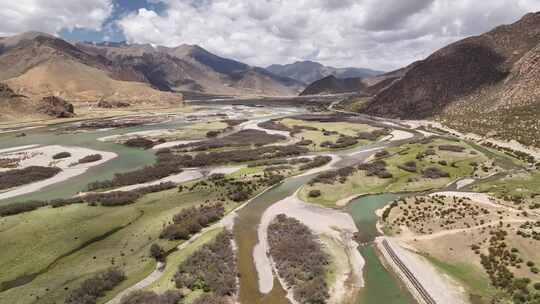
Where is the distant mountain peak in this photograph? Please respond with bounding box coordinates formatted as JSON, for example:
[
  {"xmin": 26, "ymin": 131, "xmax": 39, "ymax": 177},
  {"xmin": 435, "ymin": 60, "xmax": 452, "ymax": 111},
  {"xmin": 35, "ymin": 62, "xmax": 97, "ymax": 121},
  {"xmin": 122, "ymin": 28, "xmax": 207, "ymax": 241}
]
[{"xmin": 266, "ymin": 60, "xmax": 383, "ymax": 85}]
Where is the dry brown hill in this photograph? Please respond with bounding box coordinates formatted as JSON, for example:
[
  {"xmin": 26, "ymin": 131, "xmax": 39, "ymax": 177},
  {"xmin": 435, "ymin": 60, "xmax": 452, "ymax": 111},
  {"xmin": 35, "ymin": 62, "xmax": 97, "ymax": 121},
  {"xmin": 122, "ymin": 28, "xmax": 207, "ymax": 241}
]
[
  {"xmin": 360, "ymin": 12, "xmax": 540, "ymax": 147},
  {"xmin": 78, "ymin": 42, "xmax": 303, "ymax": 96},
  {"xmin": 0, "ymin": 32, "xmax": 181, "ymax": 108}
]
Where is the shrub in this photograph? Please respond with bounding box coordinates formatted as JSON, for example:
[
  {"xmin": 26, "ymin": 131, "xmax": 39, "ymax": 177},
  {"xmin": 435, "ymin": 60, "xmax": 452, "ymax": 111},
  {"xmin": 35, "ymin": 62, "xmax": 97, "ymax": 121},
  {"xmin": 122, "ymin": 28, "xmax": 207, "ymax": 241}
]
[
  {"xmin": 120, "ymin": 290, "xmax": 183, "ymax": 304},
  {"xmin": 375, "ymin": 150, "xmax": 390, "ymax": 158},
  {"xmin": 88, "ymin": 164, "xmax": 182, "ymax": 190},
  {"xmin": 78, "ymin": 154, "xmax": 103, "ymax": 164},
  {"xmin": 438, "ymin": 145, "xmax": 466, "ymax": 152},
  {"xmin": 150, "ymin": 243, "xmax": 165, "ymax": 261},
  {"xmin": 382, "ymin": 201, "xmax": 398, "ymax": 221},
  {"xmin": 297, "ymin": 139, "xmax": 313, "ymax": 146},
  {"xmin": 85, "ymin": 191, "xmax": 141, "ymax": 207},
  {"xmin": 267, "ymin": 214, "xmax": 329, "ymax": 304},
  {"xmin": 192, "ymin": 294, "xmax": 229, "ymax": 304},
  {"xmin": 65, "ymin": 268, "xmax": 125, "ymax": 304},
  {"xmin": 398, "ymin": 161, "xmax": 417, "ymax": 173},
  {"xmin": 160, "ymin": 204, "xmax": 225, "ymax": 240},
  {"xmin": 174, "ymin": 231, "xmax": 237, "ymax": 297},
  {"xmin": 309, "ymin": 170, "xmax": 339, "ymax": 185},
  {"xmin": 53, "ymin": 152, "xmax": 72, "ymax": 159},
  {"xmin": 0, "ymin": 200, "xmax": 48, "ymax": 217},
  {"xmin": 299, "ymin": 156, "xmax": 332, "ymax": 171},
  {"xmin": 206, "ymin": 130, "xmax": 221, "ymax": 138},
  {"xmin": 308, "ymin": 190, "xmax": 321, "ymax": 198},
  {"xmin": 174, "ymin": 129, "xmax": 285, "ymax": 151},
  {"xmin": 358, "ymin": 160, "xmax": 390, "ymax": 178},
  {"xmin": 320, "ymin": 136, "xmax": 357, "ymax": 149},
  {"xmin": 0, "ymin": 166, "xmax": 61, "ymax": 190},
  {"xmin": 124, "ymin": 137, "xmax": 155, "ymax": 149},
  {"xmin": 50, "ymin": 197, "xmax": 85, "ymax": 208},
  {"xmin": 423, "ymin": 167, "xmax": 450, "ymax": 179}
]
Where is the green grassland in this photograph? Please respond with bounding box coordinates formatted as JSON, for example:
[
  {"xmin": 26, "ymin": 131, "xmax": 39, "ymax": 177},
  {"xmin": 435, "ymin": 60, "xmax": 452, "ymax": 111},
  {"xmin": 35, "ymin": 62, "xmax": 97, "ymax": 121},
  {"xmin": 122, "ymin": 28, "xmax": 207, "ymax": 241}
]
[
  {"xmin": 0, "ymin": 187, "xmax": 230, "ymax": 304},
  {"xmin": 473, "ymin": 170, "xmax": 540, "ymax": 207},
  {"xmin": 147, "ymin": 121, "xmax": 230, "ymax": 142},
  {"xmin": 424, "ymin": 256, "xmax": 495, "ymax": 303},
  {"xmin": 280, "ymin": 118, "xmax": 378, "ymax": 137},
  {"xmin": 300, "ymin": 138, "xmax": 496, "ymax": 207},
  {"xmin": 0, "ymin": 152, "xmax": 323, "ymax": 304},
  {"xmin": 0, "ymin": 168, "xmax": 268, "ymax": 304},
  {"xmin": 280, "ymin": 118, "xmax": 379, "ymax": 151}
]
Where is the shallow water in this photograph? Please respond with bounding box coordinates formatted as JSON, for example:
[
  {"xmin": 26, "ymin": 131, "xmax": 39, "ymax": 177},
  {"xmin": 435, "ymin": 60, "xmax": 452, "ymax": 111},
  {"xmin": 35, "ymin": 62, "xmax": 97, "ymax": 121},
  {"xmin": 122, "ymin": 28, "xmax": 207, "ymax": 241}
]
[
  {"xmin": 0, "ymin": 106, "xmax": 302, "ymax": 204},
  {"xmin": 234, "ymin": 175, "xmax": 313, "ymax": 304},
  {"xmin": 347, "ymin": 194, "xmax": 416, "ymax": 304}
]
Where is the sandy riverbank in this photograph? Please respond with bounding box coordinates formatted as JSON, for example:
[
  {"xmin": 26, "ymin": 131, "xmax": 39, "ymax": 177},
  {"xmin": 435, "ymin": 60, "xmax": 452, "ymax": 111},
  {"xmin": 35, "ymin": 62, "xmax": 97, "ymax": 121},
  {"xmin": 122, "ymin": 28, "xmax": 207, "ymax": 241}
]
[
  {"xmin": 0, "ymin": 145, "xmax": 117, "ymax": 200},
  {"xmin": 0, "ymin": 144, "xmax": 40, "ymax": 154},
  {"xmin": 375, "ymin": 237, "xmax": 468, "ymax": 304},
  {"xmin": 381, "ymin": 130, "xmax": 415, "ymax": 142},
  {"xmin": 253, "ymin": 191, "xmax": 364, "ymax": 304},
  {"xmin": 240, "ymin": 119, "xmax": 291, "ymax": 138}
]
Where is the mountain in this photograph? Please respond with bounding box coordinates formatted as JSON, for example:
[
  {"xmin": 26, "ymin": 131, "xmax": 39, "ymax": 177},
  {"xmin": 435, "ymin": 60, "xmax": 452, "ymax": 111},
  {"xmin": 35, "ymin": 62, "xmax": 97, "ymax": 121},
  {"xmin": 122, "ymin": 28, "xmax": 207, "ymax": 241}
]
[
  {"xmin": 359, "ymin": 12, "xmax": 540, "ymax": 147},
  {"xmin": 0, "ymin": 32, "xmax": 303, "ymax": 120},
  {"xmin": 267, "ymin": 61, "xmax": 383, "ymax": 85},
  {"xmin": 0, "ymin": 83, "xmax": 35, "ymax": 121},
  {"xmin": 0, "ymin": 32, "xmax": 181, "ymax": 108},
  {"xmin": 298, "ymin": 63, "xmax": 413, "ymax": 96},
  {"xmin": 300, "ymin": 75, "xmax": 367, "ymax": 96},
  {"xmin": 77, "ymin": 42, "xmax": 303, "ymax": 96}
]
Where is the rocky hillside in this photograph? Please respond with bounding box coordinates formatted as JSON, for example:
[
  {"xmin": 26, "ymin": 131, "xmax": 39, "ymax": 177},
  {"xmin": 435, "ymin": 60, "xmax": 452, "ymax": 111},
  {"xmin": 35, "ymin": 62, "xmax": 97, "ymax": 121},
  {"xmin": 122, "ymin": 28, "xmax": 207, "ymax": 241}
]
[
  {"xmin": 267, "ymin": 60, "xmax": 382, "ymax": 85},
  {"xmin": 77, "ymin": 42, "xmax": 303, "ymax": 96},
  {"xmin": 0, "ymin": 83, "xmax": 40, "ymax": 121},
  {"xmin": 300, "ymin": 75, "xmax": 367, "ymax": 96},
  {"xmin": 360, "ymin": 12, "xmax": 540, "ymax": 147},
  {"xmin": 0, "ymin": 31, "xmax": 304, "ymax": 116},
  {"xmin": 0, "ymin": 32, "xmax": 181, "ymax": 105}
]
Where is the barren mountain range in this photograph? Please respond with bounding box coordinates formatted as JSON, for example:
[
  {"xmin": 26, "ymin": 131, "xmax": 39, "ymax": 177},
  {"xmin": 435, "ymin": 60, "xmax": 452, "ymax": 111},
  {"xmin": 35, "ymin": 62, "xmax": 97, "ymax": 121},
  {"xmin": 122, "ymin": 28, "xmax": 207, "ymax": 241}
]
[
  {"xmin": 267, "ymin": 60, "xmax": 382, "ymax": 85},
  {"xmin": 359, "ymin": 11, "xmax": 540, "ymax": 147},
  {"xmin": 76, "ymin": 41, "xmax": 304, "ymax": 96},
  {"xmin": 0, "ymin": 31, "xmax": 306, "ymax": 120}
]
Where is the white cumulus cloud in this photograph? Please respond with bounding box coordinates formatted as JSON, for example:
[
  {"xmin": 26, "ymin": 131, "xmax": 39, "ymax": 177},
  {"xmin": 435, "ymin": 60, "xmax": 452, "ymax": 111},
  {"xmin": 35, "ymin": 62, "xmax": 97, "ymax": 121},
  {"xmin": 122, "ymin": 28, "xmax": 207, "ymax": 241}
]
[
  {"xmin": 118, "ymin": 0, "xmax": 540, "ymax": 70},
  {"xmin": 0, "ymin": 0, "xmax": 113, "ymax": 37}
]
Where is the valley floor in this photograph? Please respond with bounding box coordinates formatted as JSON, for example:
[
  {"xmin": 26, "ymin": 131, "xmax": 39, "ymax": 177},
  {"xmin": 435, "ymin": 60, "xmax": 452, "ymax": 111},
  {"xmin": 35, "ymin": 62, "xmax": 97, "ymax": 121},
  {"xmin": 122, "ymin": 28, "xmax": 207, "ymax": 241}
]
[{"xmin": 0, "ymin": 100, "xmax": 538, "ymax": 304}]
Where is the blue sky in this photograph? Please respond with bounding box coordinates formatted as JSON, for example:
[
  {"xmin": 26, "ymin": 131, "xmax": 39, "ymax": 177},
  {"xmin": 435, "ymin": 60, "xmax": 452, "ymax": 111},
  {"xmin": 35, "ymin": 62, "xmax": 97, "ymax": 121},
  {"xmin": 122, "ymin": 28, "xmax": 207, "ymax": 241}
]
[
  {"xmin": 59, "ymin": 0, "xmax": 166, "ymax": 42},
  {"xmin": 2, "ymin": 0, "xmax": 540, "ymax": 70}
]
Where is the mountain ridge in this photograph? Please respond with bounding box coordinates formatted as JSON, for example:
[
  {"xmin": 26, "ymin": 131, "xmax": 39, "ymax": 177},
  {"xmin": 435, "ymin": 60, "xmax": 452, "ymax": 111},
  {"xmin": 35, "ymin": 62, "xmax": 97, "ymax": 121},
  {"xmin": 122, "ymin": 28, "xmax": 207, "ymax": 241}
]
[
  {"xmin": 267, "ymin": 60, "xmax": 383, "ymax": 85},
  {"xmin": 0, "ymin": 31, "xmax": 304, "ymax": 106},
  {"xmin": 77, "ymin": 39, "xmax": 303, "ymax": 96},
  {"xmin": 359, "ymin": 11, "xmax": 540, "ymax": 147}
]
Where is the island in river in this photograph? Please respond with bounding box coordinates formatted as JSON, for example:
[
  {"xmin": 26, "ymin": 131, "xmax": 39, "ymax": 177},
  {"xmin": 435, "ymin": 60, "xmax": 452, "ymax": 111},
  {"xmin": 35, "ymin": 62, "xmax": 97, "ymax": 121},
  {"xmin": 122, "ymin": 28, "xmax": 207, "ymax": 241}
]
[{"xmin": 0, "ymin": 97, "xmax": 539, "ymax": 304}]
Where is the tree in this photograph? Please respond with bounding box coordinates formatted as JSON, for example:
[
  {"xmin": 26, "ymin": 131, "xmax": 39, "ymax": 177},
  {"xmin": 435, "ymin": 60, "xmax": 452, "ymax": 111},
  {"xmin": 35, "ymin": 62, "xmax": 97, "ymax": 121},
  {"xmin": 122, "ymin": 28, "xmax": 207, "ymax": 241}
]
[{"xmin": 150, "ymin": 243, "xmax": 164, "ymax": 261}]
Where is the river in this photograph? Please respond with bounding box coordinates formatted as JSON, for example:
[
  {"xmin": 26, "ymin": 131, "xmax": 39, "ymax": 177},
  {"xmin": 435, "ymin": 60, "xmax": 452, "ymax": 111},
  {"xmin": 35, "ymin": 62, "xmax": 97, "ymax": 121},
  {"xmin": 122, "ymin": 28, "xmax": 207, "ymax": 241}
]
[{"xmin": 0, "ymin": 104, "xmax": 422, "ymax": 303}]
